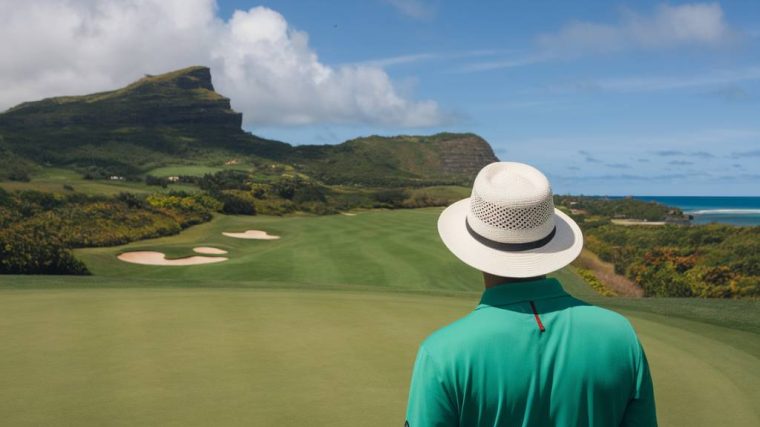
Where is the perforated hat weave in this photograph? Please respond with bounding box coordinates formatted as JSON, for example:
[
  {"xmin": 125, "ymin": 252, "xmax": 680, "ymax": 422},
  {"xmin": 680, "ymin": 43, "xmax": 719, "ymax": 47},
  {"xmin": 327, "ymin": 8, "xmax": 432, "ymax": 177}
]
[
  {"xmin": 467, "ymin": 162, "xmax": 556, "ymax": 244},
  {"xmin": 437, "ymin": 161, "xmax": 583, "ymax": 277}
]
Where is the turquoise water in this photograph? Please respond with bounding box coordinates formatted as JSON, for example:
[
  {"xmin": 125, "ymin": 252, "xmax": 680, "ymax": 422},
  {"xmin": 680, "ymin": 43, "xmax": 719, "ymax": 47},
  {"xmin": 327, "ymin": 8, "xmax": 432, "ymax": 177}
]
[{"xmin": 633, "ymin": 196, "xmax": 760, "ymax": 226}]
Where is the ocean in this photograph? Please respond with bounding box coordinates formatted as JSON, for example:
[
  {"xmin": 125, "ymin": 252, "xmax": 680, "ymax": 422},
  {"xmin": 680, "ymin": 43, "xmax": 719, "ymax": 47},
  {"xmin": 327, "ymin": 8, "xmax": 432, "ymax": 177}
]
[{"xmin": 633, "ymin": 196, "xmax": 760, "ymax": 226}]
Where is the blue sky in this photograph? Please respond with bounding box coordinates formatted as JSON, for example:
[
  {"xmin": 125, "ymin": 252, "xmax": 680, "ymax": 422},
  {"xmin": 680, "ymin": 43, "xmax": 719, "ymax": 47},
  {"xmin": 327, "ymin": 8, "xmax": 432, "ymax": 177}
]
[
  {"xmin": 2, "ymin": 0, "xmax": 759, "ymax": 195},
  {"xmin": 216, "ymin": 0, "xmax": 760, "ymax": 195}
]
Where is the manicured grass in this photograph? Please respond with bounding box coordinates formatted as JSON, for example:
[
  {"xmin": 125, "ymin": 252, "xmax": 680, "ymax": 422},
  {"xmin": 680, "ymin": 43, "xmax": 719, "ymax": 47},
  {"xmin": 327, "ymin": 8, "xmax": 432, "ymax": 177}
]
[
  {"xmin": 70, "ymin": 209, "xmax": 760, "ymax": 333},
  {"xmin": 74, "ymin": 208, "xmax": 483, "ymax": 292},
  {"xmin": 0, "ymin": 288, "xmax": 756, "ymax": 426},
  {"xmin": 0, "ymin": 208, "xmax": 758, "ymax": 426},
  {"xmin": 0, "ymin": 167, "xmax": 197, "ymax": 195},
  {"xmin": 146, "ymin": 164, "xmax": 252, "ymax": 177}
]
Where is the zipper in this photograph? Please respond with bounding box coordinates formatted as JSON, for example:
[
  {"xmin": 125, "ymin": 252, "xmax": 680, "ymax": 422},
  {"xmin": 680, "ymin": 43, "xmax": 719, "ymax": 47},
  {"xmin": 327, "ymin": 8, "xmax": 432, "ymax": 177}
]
[{"xmin": 529, "ymin": 301, "xmax": 545, "ymax": 333}]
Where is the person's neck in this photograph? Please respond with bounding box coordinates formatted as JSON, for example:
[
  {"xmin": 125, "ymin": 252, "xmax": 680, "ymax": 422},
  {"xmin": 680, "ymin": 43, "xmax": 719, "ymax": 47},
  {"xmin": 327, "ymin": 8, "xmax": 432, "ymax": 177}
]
[{"xmin": 483, "ymin": 272, "xmax": 547, "ymax": 289}]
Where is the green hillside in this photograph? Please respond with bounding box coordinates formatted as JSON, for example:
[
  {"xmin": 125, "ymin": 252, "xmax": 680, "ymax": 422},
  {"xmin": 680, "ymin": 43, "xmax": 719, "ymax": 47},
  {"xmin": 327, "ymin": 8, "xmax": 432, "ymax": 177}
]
[
  {"xmin": 292, "ymin": 133, "xmax": 497, "ymax": 186},
  {"xmin": 0, "ymin": 66, "xmax": 287, "ymax": 178},
  {"xmin": 0, "ymin": 66, "xmax": 497, "ymax": 185}
]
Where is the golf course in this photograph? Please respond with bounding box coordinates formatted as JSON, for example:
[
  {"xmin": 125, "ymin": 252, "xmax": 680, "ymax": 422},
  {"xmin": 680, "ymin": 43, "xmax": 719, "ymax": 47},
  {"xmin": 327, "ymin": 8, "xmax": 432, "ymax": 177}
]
[{"xmin": 0, "ymin": 208, "xmax": 758, "ymax": 426}]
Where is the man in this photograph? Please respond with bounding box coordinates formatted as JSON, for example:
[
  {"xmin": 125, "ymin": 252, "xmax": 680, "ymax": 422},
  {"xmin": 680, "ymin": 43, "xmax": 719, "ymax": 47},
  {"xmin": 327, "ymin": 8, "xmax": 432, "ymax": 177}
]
[{"xmin": 405, "ymin": 162, "xmax": 657, "ymax": 427}]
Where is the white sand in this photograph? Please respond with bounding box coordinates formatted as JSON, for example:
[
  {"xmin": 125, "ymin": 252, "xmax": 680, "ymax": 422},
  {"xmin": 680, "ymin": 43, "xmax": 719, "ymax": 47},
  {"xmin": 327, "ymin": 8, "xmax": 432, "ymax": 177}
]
[
  {"xmin": 222, "ymin": 230, "xmax": 280, "ymax": 240},
  {"xmin": 193, "ymin": 247, "xmax": 228, "ymax": 255},
  {"xmin": 117, "ymin": 251, "xmax": 228, "ymax": 266},
  {"xmin": 340, "ymin": 212, "xmax": 357, "ymax": 216}
]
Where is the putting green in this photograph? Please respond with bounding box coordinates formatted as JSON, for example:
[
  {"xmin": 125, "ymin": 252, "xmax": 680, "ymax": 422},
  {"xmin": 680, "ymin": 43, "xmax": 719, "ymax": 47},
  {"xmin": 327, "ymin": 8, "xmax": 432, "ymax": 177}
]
[{"xmin": 0, "ymin": 208, "xmax": 758, "ymax": 426}]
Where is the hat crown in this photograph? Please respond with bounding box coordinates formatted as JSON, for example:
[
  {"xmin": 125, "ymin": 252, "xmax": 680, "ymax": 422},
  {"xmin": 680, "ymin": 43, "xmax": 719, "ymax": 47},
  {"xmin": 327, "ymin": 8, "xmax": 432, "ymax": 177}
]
[{"xmin": 467, "ymin": 162, "xmax": 555, "ymax": 244}]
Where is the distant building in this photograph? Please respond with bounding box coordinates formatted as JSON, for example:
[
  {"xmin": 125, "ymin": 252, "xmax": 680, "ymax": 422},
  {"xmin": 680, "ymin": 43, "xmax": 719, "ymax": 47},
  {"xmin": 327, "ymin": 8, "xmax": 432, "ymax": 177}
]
[
  {"xmin": 167, "ymin": 176, "xmax": 180, "ymax": 182},
  {"xmin": 109, "ymin": 176, "xmax": 124, "ymax": 181}
]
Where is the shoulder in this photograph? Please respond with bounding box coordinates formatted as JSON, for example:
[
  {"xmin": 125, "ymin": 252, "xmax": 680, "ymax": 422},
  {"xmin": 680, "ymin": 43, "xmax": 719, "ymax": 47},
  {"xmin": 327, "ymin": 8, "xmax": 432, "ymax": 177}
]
[
  {"xmin": 562, "ymin": 299, "xmax": 643, "ymax": 352},
  {"xmin": 567, "ymin": 301, "xmax": 637, "ymax": 332},
  {"xmin": 567, "ymin": 300, "xmax": 632, "ymax": 322},
  {"xmin": 419, "ymin": 311, "xmax": 480, "ymax": 355}
]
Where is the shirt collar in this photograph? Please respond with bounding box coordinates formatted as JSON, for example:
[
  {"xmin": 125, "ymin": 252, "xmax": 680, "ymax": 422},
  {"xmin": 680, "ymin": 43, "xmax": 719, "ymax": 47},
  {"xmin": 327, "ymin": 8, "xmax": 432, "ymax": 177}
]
[{"xmin": 477, "ymin": 277, "xmax": 569, "ymax": 308}]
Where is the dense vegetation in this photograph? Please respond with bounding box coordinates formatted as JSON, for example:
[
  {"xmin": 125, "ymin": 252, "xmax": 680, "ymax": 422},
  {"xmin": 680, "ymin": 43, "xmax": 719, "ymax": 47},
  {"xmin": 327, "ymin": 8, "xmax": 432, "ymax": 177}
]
[
  {"xmin": 559, "ymin": 197, "xmax": 760, "ymax": 299},
  {"xmin": 0, "ymin": 189, "xmax": 220, "ymax": 274},
  {"xmin": 573, "ymin": 267, "xmax": 616, "ymax": 297},
  {"xmin": 190, "ymin": 170, "xmax": 467, "ymax": 215},
  {"xmin": 555, "ymin": 195, "xmax": 684, "ymax": 221},
  {"xmin": 0, "ymin": 173, "xmax": 470, "ymax": 275},
  {"xmin": 293, "ymin": 133, "xmax": 495, "ymax": 186}
]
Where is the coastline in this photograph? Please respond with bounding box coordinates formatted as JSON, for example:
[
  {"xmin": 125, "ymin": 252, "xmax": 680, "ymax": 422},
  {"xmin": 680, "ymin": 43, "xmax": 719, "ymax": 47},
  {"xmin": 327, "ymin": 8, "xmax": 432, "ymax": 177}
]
[{"xmin": 634, "ymin": 196, "xmax": 760, "ymax": 226}]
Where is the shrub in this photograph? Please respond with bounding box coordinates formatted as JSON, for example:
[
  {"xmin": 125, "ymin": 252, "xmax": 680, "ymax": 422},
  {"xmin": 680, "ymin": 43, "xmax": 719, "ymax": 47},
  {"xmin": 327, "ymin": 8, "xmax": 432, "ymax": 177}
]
[
  {"xmin": 574, "ymin": 267, "xmax": 615, "ymax": 297},
  {"xmin": 145, "ymin": 175, "xmax": 168, "ymax": 188},
  {"xmin": 117, "ymin": 192, "xmax": 145, "ymax": 208},
  {"xmin": 270, "ymin": 176, "xmax": 327, "ymax": 202},
  {"xmin": 218, "ymin": 192, "xmax": 256, "ymax": 215},
  {"xmin": 7, "ymin": 168, "xmax": 30, "ymax": 182},
  {"xmin": 198, "ymin": 170, "xmax": 250, "ymax": 192},
  {"xmin": 0, "ymin": 225, "xmax": 90, "ymax": 275},
  {"xmin": 373, "ymin": 189, "xmax": 408, "ymax": 207}
]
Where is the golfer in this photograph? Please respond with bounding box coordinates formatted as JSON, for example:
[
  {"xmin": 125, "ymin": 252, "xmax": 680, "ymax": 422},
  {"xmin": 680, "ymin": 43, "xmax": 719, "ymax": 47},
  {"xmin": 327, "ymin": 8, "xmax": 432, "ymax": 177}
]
[{"xmin": 405, "ymin": 162, "xmax": 657, "ymax": 426}]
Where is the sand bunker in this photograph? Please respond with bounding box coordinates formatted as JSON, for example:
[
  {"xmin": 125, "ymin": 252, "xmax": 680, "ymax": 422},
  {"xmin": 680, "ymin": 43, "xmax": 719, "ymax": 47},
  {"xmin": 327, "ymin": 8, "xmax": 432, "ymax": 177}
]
[
  {"xmin": 341, "ymin": 212, "xmax": 357, "ymax": 216},
  {"xmin": 117, "ymin": 251, "xmax": 228, "ymax": 266},
  {"xmin": 193, "ymin": 247, "xmax": 228, "ymax": 255},
  {"xmin": 222, "ymin": 230, "xmax": 280, "ymax": 240}
]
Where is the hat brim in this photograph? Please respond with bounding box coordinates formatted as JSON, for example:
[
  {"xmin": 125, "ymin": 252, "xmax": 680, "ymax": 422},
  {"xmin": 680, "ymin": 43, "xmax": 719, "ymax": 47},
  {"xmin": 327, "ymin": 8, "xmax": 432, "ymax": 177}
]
[{"xmin": 437, "ymin": 198, "xmax": 583, "ymax": 278}]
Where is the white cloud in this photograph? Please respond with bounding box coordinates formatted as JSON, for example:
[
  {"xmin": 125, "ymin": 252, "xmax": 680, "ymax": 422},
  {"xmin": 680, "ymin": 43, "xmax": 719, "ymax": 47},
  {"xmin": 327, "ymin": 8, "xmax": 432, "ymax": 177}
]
[
  {"xmin": 354, "ymin": 49, "xmax": 508, "ymax": 68},
  {"xmin": 383, "ymin": 0, "xmax": 437, "ymax": 20},
  {"xmin": 456, "ymin": 3, "xmax": 737, "ymax": 73},
  {"xmin": 358, "ymin": 53, "xmax": 441, "ymax": 68},
  {"xmin": 551, "ymin": 66, "xmax": 760, "ymax": 93},
  {"xmin": 0, "ymin": 0, "xmax": 445, "ymax": 127},
  {"xmin": 537, "ymin": 2, "xmax": 735, "ymax": 55},
  {"xmin": 452, "ymin": 53, "xmax": 551, "ymax": 73},
  {"xmin": 0, "ymin": 0, "xmax": 216, "ymax": 108},
  {"xmin": 595, "ymin": 66, "xmax": 760, "ymax": 92}
]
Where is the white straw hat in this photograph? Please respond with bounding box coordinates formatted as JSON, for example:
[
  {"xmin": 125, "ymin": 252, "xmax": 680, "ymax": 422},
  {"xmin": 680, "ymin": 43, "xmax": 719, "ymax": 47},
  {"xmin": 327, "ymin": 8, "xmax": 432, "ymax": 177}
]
[{"xmin": 438, "ymin": 162, "xmax": 583, "ymax": 277}]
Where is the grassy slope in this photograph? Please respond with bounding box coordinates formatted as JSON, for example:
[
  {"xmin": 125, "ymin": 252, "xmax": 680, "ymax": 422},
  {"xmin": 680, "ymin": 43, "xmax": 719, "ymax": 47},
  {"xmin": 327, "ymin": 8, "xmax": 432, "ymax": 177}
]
[
  {"xmin": 0, "ymin": 208, "xmax": 757, "ymax": 426},
  {"xmin": 0, "ymin": 167, "xmax": 197, "ymax": 195},
  {"xmin": 146, "ymin": 164, "xmax": 252, "ymax": 177},
  {"xmin": 1, "ymin": 66, "xmax": 494, "ymax": 186}
]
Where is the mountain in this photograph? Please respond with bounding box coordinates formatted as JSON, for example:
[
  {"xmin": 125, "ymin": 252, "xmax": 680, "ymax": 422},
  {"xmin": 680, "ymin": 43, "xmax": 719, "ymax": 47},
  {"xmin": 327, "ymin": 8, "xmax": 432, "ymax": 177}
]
[
  {"xmin": 293, "ymin": 133, "xmax": 497, "ymax": 185},
  {"xmin": 1, "ymin": 66, "xmax": 241, "ymax": 130},
  {"xmin": 0, "ymin": 66, "xmax": 497, "ymax": 185}
]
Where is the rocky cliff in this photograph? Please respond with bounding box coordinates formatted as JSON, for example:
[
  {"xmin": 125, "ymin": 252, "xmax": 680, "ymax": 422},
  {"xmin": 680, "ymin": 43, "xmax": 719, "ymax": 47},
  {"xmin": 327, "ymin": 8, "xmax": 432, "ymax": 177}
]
[
  {"xmin": 0, "ymin": 66, "xmax": 241, "ymax": 131},
  {"xmin": 0, "ymin": 66, "xmax": 498, "ymax": 184},
  {"xmin": 432, "ymin": 133, "xmax": 498, "ymax": 177}
]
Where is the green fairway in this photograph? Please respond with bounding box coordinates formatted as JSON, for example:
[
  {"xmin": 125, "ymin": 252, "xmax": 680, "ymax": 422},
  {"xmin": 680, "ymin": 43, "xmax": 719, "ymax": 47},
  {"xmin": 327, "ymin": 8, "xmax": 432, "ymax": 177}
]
[
  {"xmin": 0, "ymin": 167, "xmax": 197, "ymax": 195},
  {"xmin": 74, "ymin": 208, "xmax": 483, "ymax": 291},
  {"xmin": 0, "ymin": 208, "xmax": 758, "ymax": 426},
  {"xmin": 146, "ymin": 164, "xmax": 252, "ymax": 177}
]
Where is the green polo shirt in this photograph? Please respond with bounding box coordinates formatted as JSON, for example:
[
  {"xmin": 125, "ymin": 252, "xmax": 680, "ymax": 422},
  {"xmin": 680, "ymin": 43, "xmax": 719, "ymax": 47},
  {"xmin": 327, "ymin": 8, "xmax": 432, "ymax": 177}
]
[{"xmin": 405, "ymin": 278, "xmax": 657, "ymax": 427}]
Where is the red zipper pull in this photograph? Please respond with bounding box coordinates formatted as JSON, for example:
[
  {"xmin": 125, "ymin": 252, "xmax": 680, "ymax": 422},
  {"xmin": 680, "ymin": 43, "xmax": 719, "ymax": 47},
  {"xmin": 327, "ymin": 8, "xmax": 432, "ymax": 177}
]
[{"xmin": 529, "ymin": 301, "xmax": 545, "ymax": 333}]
